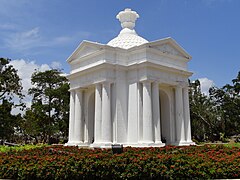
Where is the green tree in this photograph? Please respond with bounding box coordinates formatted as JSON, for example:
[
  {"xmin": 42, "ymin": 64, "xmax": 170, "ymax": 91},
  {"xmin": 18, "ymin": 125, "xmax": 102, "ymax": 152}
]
[
  {"xmin": 0, "ymin": 100, "xmax": 22, "ymax": 141},
  {"xmin": 51, "ymin": 82, "xmax": 70, "ymax": 140},
  {"xmin": 0, "ymin": 58, "xmax": 23, "ymax": 102},
  {"xmin": 23, "ymin": 69, "xmax": 69, "ymax": 143},
  {"xmin": 189, "ymin": 80, "xmax": 222, "ymax": 142},
  {"xmin": 209, "ymin": 71, "xmax": 240, "ymax": 137},
  {"xmin": 0, "ymin": 58, "xmax": 24, "ymax": 141}
]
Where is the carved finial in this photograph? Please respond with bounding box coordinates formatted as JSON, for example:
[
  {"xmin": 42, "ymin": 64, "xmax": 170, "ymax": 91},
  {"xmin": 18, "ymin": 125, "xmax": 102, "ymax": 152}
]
[{"xmin": 116, "ymin": 8, "xmax": 139, "ymax": 30}]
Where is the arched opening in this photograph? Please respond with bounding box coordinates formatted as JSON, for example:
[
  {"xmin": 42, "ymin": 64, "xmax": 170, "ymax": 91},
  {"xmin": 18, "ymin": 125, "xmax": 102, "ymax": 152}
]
[
  {"xmin": 160, "ymin": 90, "xmax": 171, "ymax": 144},
  {"xmin": 88, "ymin": 92, "xmax": 95, "ymax": 144}
]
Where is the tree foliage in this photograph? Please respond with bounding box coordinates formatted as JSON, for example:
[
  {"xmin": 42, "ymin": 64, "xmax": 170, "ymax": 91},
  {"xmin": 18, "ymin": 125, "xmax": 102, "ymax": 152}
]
[
  {"xmin": 0, "ymin": 100, "xmax": 22, "ymax": 141},
  {"xmin": 22, "ymin": 69, "xmax": 69, "ymax": 143},
  {"xmin": 190, "ymin": 71, "xmax": 240, "ymax": 142},
  {"xmin": 189, "ymin": 80, "xmax": 222, "ymax": 142},
  {"xmin": 209, "ymin": 71, "xmax": 240, "ymax": 136},
  {"xmin": 0, "ymin": 58, "xmax": 23, "ymax": 141},
  {"xmin": 0, "ymin": 58, "xmax": 23, "ymax": 102}
]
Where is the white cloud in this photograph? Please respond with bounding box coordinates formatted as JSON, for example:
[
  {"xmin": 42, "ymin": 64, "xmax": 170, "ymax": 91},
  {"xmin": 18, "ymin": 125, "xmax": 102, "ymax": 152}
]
[
  {"xmin": 10, "ymin": 59, "xmax": 50, "ymax": 93},
  {"xmin": 50, "ymin": 61, "xmax": 62, "ymax": 69},
  {"xmin": 3, "ymin": 27, "xmax": 74, "ymax": 53},
  {"xmin": 53, "ymin": 36, "xmax": 73, "ymax": 44},
  {"xmin": 199, "ymin": 78, "xmax": 215, "ymax": 96},
  {"xmin": 9, "ymin": 59, "xmax": 52, "ymax": 114},
  {"xmin": 9, "ymin": 59, "xmax": 68, "ymax": 115},
  {"xmin": 4, "ymin": 27, "xmax": 41, "ymax": 52}
]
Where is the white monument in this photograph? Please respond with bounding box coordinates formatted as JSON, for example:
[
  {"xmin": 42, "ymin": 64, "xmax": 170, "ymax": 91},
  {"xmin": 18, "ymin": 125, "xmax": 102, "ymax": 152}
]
[{"xmin": 65, "ymin": 8, "xmax": 194, "ymax": 148}]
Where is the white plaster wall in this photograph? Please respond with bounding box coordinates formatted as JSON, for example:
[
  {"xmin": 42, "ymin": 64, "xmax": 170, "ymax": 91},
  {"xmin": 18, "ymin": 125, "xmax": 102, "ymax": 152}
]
[
  {"xmin": 69, "ymin": 67, "xmax": 115, "ymax": 90},
  {"xmin": 128, "ymin": 50, "xmax": 147, "ymax": 65},
  {"xmin": 147, "ymin": 68, "xmax": 186, "ymax": 85},
  {"xmin": 71, "ymin": 53, "xmax": 105, "ymax": 73},
  {"xmin": 115, "ymin": 69, "xmax": 128, "ymax": 143},
  {"xmin": 146, "ymin": 49, "xmax": 188, "ymax": 71}
]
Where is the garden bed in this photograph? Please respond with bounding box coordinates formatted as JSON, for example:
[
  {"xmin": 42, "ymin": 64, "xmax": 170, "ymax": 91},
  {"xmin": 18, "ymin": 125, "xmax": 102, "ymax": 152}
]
[{"xmin": 0, "ymin": 145, "xmax": 240, "ymax": 179}]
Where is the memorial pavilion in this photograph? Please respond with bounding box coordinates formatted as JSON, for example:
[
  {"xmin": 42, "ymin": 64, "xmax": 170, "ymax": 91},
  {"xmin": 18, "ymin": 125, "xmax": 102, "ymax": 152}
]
[{"xmin": 65, "ymin": 8, "xmax": 194, "ymax": 148}]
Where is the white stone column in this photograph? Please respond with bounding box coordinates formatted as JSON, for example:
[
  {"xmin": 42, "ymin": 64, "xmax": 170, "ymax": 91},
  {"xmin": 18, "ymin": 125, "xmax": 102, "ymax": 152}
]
[
  {"xmin": 175, "ymin": 86, "xmax": 185, "ymax": 143},
  {"xmin": 183, "ymin": 87, "xmax": 192, "ymax": 142},
  {"xmin": 142, "ymin": 81, "xmax": 154, "ymax": 143},
  {"xmin": 152, "ymin": 82, "xmax": 162, "ymax": 144},
  {"xmin": 67, "ymin": 90, "xmax": 75, "ymax": 144},
  {"xmin": 127, "ymin": 82, "xmax": 138, "ymax": 144},
  {"xmin": 101, "ymin": 82, "xmax": 112, "ymax": 143},
  {"xmin": 94, "ymin": 83, "xmax": 102, "ymax": 143},
  {"xmin": 74, "ymin": 89, "xmax": 84, "ymax": 144},
  {"xmin": 83, "ymin": 93, "xmax": 88, "ymax": 144},
  {"xmin": 137, "ymin": 82, "xmax": 143, "ymax": 142},
  {"xmin": 115, "ymin": 69, "xmax": 128, "ymax": 143}
]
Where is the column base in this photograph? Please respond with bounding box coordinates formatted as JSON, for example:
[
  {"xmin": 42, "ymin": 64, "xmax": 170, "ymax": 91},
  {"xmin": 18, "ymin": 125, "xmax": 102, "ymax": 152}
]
[
  {"xmin": 171, "ymin": 141, "xmax": 195, "ymax": 146},
  {"xmin": 155, "ymin": 140, "xmax": 164, "ymax": 144},
  {"xmin": 124, "ymin": 142, "xmax": 165, "ymax": 147},
  {"xmin": 185, "ymin": 141, "xmax": 196, "ymax": 145},
  {"xmin": 65, "ymin": 141, "xmax": 87, "ymax": 147},
  {"xmin": 64, "ymin": 141, "xmax": 78, "ymax": 146},
  {"xmin": 90, "ymin": 142, "xmax": 113, "ymax": 148}
]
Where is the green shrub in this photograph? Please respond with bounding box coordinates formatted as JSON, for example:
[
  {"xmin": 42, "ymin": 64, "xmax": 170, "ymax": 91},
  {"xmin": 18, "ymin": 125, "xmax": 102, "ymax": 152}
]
[
  {"xmin": 0, "ymin": 144, "xmax": 46, "ymax": 152},
  {"xmin": 0, "ymin": 145, "xmax": 239, "ymax": 179}
]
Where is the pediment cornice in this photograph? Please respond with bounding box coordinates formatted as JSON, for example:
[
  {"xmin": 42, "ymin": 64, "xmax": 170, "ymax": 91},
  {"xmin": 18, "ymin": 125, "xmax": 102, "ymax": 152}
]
[
  {"xmin": 67, "ymin": 40, "xmax": 106, "ymax": 63},
  {"xmin": 147, "ymin": 37, "xmax": 192, "ymax": 60}
]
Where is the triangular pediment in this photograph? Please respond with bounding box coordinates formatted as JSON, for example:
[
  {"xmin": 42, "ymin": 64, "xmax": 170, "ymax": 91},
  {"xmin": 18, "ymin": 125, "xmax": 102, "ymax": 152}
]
[
  {"xmin": 153, "ymin": 44, "xmax": 183, "ymax": 57},
  {"xmin": 148, "ymin": 38, "xmax": 192, "ymax": 60},
  {"xmin": 67, "ymin": 41, "xmax": 104, "ymax": 63}
]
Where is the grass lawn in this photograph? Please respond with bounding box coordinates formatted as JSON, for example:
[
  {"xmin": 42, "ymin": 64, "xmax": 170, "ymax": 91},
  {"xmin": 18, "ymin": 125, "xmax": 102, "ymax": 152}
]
[
  {"xmin": 1, "ymin": 142, "xmax": 239, "ymax": 152},
  {"xmin": 0, "ymin": 144, "xmax": 46, "ymax": 152},
  {"xmin": 224, "ymin": 142, "xmax": 240, "ymax": 148}
]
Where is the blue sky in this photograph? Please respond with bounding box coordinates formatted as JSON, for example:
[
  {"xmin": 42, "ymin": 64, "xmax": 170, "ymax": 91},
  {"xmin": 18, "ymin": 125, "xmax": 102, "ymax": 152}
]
[{"xmin": 1, "ymin": 0, "xmax": 240, "ymax": 94}]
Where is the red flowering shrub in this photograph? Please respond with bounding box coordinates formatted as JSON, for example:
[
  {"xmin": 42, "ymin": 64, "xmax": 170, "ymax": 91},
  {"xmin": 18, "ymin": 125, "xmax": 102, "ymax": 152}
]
[{"xmin": 0, "ymin": 145, "xmax": 239, "ymax": 179}]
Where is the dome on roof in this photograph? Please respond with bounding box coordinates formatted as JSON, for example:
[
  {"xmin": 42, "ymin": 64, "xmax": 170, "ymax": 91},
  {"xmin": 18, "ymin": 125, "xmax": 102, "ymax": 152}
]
[
  {"xmin": 107, "ymin": 31, "xmax": 148, "ymax": 49},
  {"xmin": 107, "ymin": 8, "xmax": 148, "ymax": 49}
]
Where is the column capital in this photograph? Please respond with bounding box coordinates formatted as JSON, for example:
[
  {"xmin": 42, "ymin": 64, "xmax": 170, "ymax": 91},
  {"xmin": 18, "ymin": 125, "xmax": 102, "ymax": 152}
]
[
  {"xmin": 75, "ymin": 88, "xmax": 85, "ymax": 93},
  {"xmin": 94, "ymin": 83, "xmax": 102, "ymax": 89},
  {"xmin": 140, "ymin": 79, "xmax": 153, "ymax": 84},
  {"xmin": 93, "ymin": 81, "xmax": 103, "ymax": 86},
  {"xmin": 183, "ymin": 86, "xmax": 190, "ymax": 90},
  {"xmin": 69, "ymin": 87, "xmax": 86, "ymax": 92},
  {"xmin": 174, "ymin": 86, "xmax": 182, "ymax": 91},
  {"xmin": 175, "ymin": 81, "xmax": 188, "ymax": 88},
  {"xmin": 69, "ymin": 89, "xmax": 75, "ymax": 93},
  {"xmin": 102, "ymin": 81, "xmax": 112, "ymax": 85},
  {"xmin": 152, "ymin": 81, "xmax": 160, "ymax": 86}
]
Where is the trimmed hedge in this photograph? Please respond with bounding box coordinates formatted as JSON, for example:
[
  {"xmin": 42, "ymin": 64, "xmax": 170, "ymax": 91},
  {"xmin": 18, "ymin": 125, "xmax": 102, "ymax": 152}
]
[{"xmin": 0, "ymin": 145, "xmax": 240, "ymax": 179}]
